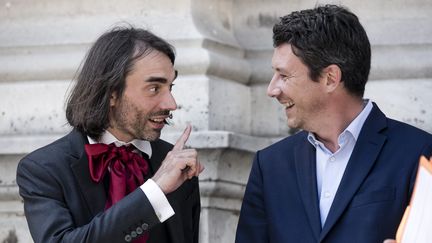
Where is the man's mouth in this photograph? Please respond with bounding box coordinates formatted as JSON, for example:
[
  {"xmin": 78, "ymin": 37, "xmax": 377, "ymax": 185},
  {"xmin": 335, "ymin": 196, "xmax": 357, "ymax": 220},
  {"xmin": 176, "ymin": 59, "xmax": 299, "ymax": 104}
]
[
  {"xmin": 148, "ymin": 111, "xmax": 172, "ymax": 125},
  {"xmin": 149, "ymin": 113, "xmax": 173, "ymax": 126},
  {"xmin": 149, "ymin": 117, "xmax": 166, "ymax": 124},
  {"xmin": 283, "ymin": 101, "xmax": 295, "ymax": 109}
]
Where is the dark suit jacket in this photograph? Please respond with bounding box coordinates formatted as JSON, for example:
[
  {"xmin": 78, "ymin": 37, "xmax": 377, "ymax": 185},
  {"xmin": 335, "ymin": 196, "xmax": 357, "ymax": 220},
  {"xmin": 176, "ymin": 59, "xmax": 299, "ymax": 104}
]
[
  {"xmin": 236, "ymin": 104, "xmax": 432, "ymax": 243},
  {"xmin": 16, "ymin": 129, "xmax": 200, "ymax": 243}
]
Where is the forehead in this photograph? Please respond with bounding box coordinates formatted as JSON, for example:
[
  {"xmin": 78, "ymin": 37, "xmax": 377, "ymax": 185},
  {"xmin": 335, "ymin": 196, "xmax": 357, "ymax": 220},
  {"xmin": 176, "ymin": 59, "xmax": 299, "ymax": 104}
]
[
  {"xmin": 129, "ymin": 50, "xmax": 176, "ymax": 81},
  {"xmin": 271, "ymin": 43, "xmax": 303, "ymax": 71}
]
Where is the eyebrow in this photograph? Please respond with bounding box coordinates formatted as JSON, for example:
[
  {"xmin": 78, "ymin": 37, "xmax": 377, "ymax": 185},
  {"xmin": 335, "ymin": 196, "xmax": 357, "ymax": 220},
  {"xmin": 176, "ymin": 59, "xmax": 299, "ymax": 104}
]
[
  {"xmin": 145, "ymin": 70, "xmax": 178, "ymax": 83},
  {"xmin": 146, "ymin": 77, "xmax": 168, "ymax": 83},
  {"xmin": 272, "ymin": 66, "xmax": 287, "ymax": 73}
]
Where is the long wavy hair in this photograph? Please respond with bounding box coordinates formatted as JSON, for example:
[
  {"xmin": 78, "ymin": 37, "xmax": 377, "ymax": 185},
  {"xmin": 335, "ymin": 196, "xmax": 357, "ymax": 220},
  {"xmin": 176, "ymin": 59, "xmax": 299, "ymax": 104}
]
[{"xmin": 65, "ymin": 26, "xmax": 175, "ymax": 140}]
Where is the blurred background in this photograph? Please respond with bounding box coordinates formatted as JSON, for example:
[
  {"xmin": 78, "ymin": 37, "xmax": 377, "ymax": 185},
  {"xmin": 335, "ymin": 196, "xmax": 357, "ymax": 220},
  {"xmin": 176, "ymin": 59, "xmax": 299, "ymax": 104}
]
[{"xmin": 0, "ymin": 0, "xmax": 431, "ymax": 242}]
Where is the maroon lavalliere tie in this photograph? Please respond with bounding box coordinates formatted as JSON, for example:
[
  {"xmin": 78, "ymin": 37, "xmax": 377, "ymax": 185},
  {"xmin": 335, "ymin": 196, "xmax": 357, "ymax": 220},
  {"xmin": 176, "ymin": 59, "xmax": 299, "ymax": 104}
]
[{"xmin": 85, "ymin": 143, "xmax": 150, "ymax": 243}]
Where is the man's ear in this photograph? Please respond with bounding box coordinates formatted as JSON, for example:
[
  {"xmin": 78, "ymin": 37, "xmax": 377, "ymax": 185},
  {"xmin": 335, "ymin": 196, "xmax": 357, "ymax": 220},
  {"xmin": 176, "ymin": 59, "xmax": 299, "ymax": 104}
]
[
  {"xmin": 322, "ymin": 64, "xmax": 342, "ymax": 92},
  {"xmin": 110, "ymin": 91, "xmax": 118, "ymax": 107}
]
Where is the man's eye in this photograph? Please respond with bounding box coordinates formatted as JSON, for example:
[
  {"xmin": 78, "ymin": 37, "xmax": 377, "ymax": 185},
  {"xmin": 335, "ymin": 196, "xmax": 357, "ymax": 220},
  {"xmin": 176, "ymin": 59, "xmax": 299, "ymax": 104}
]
[
  {"xmin": 149, "ymin": 86, "xmax": 159, "ymax": 92},
  {"xmin": 281, "ymin": 74, "xmax": 291, "ymax": 81}
]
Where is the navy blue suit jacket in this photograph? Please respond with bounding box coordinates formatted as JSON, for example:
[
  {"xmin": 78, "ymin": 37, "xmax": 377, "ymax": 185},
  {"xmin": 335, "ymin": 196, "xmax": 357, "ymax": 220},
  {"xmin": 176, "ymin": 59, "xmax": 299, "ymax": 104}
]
[{"xmin": 236, "ymin": 104, "xmax": 432, "ymax": 243}]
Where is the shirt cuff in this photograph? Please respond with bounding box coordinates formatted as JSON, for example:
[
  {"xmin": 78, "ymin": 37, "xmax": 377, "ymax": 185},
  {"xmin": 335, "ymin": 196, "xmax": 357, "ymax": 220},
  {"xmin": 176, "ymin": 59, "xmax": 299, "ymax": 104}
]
[{"xmin": 140, "ymin": 179, "xmax": 175, "ymax": 222}]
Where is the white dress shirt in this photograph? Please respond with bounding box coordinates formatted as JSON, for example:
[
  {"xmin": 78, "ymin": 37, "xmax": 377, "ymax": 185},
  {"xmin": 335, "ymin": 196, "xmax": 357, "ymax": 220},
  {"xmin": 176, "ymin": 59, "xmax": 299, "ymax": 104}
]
[
  {"xmin": 307, "ymin": 100, "xmax": 373, "ymax": 226},
  {"xmin": 88, "ymin": 131, "xmax": 174, "ymax": 222}
]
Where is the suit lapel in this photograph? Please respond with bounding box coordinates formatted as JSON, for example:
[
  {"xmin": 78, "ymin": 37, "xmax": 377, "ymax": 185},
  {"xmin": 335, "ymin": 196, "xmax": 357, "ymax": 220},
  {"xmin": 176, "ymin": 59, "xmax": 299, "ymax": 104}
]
[
  {"xmin": 68, "ymin": 130, "xmax": 106, "ymax": 216},
  {"xmin": 294, "ymin": 136, "xmax": 321, "ymax": 241},
  {"xmin": 320, "ymin": 104, "xmax": 387, "ymax": 241},
  {"xmin": 149, "ymin": 140, "xmax": 165, "ymax": 174}
]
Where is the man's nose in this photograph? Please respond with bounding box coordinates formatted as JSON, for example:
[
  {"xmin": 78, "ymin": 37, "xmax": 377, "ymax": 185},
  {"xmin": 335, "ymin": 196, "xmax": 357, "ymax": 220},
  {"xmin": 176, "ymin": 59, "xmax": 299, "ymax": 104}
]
[
  {"xmin": 267, "ymin": 74, "xmax": 282, "ymax": 98},
  {"xmin": 161, "ymin": 92, "xmax": 177, "ymax": 111}
]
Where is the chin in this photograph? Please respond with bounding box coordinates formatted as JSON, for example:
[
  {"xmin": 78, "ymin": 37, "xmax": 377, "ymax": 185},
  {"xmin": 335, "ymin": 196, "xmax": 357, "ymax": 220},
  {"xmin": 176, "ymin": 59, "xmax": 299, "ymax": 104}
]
[
  {"xmin": 286, "ymin": 120, "xmax": 295, "ymax": 128},
  {"xmin": 141, "ymin": 131, "xmax": 161, "ymax": 141},
  {"xmin": 287, "ymin": 121, "xmax": 301, "ymax": 130}
]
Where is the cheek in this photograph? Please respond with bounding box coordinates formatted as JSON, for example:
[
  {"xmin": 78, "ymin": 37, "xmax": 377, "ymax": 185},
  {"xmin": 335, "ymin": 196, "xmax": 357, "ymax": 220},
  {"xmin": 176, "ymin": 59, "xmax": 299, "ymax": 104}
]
[
  {"xmin": 288, "ymin": 88, "xmax": 313, "ymax": 110},
  {"xmin": 142, "ymin": 100, "xmax": 159, "ymax": 112},
  {"xmin": 280, "ymin": 83, "xmax": 292, "ymax": 96},
  {"xmin": 137, "ymin": 101, "xmax": 163, "ymax": 117}
]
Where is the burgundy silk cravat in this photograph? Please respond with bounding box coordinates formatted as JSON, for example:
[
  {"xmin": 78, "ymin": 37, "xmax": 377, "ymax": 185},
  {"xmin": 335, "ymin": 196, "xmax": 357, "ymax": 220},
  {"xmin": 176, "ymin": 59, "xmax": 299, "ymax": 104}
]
[{"xmin": 85, "ymin": 143, "xmax": 150, "ymax": 243}]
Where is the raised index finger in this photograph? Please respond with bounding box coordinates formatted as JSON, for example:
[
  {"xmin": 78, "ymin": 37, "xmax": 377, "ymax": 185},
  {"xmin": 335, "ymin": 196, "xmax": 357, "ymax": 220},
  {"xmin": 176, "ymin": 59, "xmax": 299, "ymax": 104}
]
[{"xmin": 173, "ymin": 124, "xmax": 192, "ymax": 151}]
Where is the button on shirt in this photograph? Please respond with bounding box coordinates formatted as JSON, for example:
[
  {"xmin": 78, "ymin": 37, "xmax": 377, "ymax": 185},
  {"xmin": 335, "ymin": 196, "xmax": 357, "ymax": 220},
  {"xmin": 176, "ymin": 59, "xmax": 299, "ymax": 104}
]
[
  {"xmin": 88, "ymin": 131, "xmax": 174, "ymax": 223},
  {"xmin": 307, "ymin": 100, "xmax": 373, "ymax": 226}
]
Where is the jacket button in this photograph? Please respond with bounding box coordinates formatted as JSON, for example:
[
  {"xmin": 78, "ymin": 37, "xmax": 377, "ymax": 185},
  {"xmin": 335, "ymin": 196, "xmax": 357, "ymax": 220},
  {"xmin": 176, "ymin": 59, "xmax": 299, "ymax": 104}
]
[
  {"xmin": 131, "ymin": 231, "xmax": 137, "ymax": 238},
  {"xmin": 141, "ymin": 223, "xmax": 149, "ymax": 230},
  {"xmin": 136, "ymin": 227, "xmax": 143, "ymax": 235},
  {"xmin": 124, "ymin": 234, "xmax": 132, "ymax": 242}
]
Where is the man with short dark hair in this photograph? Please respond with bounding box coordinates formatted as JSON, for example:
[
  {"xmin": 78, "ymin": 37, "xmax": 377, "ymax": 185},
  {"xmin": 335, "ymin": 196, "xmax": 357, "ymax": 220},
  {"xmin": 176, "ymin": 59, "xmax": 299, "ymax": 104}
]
[
  {"xmin": 236, "ymin": 5, "xmax": 432, "ymax": 243},
  {"xmin": 17, "ymin": 26, "xmax": 203, "ymax": 243}
]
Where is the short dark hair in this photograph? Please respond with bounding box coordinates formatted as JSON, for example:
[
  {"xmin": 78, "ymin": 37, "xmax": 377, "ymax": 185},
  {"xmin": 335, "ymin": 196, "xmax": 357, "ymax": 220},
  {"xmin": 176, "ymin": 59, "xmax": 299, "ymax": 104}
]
[
  {"xmin": 66, "ymin": 26, "xmax": 176, "ymax": 139},
  {"xmin": 273, "ymin": 4, "xmax": 370, "ymax": 97}
]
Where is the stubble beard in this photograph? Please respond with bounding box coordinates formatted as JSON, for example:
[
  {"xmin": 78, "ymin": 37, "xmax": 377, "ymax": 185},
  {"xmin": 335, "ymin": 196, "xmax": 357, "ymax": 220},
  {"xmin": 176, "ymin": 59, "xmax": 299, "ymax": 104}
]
[
  {"xmin": 286, "ymin": 106, "xmax": 303, "ymax": 130},
  {"xmin": 287, "ymin": 98, "xmax": 324, "ymax": 132},
  {"xmin": 113, "ymin": 97, "xmax": 162, "ymax": 142}
]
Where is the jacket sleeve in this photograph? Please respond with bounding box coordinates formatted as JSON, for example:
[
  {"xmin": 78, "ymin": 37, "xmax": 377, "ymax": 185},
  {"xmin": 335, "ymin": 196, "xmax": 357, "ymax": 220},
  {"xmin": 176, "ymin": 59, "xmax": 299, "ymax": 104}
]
[
  {"xmin": 17, "ymin": 157, "xmax": 160, "ymax": 243},
  {"xmin": 235, "ymin": 151, "xmax": 269, "ymax": 243}
]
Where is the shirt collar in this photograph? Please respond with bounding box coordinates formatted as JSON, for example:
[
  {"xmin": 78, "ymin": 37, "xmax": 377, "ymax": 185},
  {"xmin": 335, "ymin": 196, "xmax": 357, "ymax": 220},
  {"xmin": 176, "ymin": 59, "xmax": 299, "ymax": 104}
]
[
  {"xmin": 307, "ymin": 99, "xmax": 373, "ymax": 149},
  {"xmin": 345, "ymin": 99, "xmax": 373, "ymax": 141},
  {"xmin": 87, "ymin": 131, "xmax": 153, "ymax": 158}
]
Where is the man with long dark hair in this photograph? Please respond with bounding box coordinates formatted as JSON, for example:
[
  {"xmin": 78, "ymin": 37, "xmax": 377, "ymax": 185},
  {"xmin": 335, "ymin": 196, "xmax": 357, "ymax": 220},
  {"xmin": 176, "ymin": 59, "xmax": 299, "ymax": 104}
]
[
  {"xmin": 236, "ymin": 5, "xmax": 432, "ymax": 243},
  {"xmin": 17, "ymin": 26, "xmax": 203, "ymax": 243}
]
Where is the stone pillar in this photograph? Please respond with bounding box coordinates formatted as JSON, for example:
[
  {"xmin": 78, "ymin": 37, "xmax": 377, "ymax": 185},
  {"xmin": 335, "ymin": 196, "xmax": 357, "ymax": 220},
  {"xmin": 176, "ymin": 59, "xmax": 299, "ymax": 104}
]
[{"xmin": 0, "ymin": 0, "xmax": 431, "ymax": 242}]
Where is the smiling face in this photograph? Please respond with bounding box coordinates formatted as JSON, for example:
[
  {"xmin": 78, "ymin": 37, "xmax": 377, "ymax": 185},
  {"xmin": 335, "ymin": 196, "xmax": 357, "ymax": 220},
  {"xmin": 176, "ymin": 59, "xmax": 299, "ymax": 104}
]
[
  {"xmin": 108, "ymin": 50, "xmax": 177, "ymax": 142},
  {"xmin": 267, "ymin": 43, "xmax": 327, "ymax": 132}
]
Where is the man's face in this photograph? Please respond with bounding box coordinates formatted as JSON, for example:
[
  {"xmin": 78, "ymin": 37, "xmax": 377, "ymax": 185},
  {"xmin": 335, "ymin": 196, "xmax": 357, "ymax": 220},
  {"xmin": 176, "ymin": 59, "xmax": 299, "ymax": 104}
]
[
  {"xmin": 267, "ymin": 43, "xmax": 326, "ymax": 132},
  {"xmin": 109, "ymin": 50, "xmax": 177, "ymax": 142}
]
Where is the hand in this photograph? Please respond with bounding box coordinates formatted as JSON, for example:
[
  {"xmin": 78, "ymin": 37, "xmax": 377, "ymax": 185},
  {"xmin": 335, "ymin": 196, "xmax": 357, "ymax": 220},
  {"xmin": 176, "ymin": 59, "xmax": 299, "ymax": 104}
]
[
  {"xmin": 152, "ymin": 124, "xmax": 204, "ymax": 194},
  {"xmin": 383, "ymin": 240, "xmax": 396, "ymax": 243}
]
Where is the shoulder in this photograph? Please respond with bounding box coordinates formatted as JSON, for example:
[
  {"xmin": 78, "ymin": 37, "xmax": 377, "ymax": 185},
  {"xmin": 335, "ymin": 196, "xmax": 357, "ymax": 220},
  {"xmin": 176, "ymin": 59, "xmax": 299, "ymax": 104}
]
[
  {"xmin": 18, "ymin": 129, "xmax": 85, "ymax": 170},
  {"xmin": 16, "ymin": 130, "xmax": 85, "ymax": 191},
  {"xmin": 368, "ymin": 102, "xmax": 431, "ymax": 141},
  {"xmin": 251, "ymin": 130, "xmax": 309, "ymax": 170},
  {"xmin": 260, "ymin": 130, "xmax": 308, "ymax": 155},
  {"xmin": 384, "ymin": 118, "xmax": 432, "ymax": 155},
  {"xmin": 364, "ymin": 104, "xmax": 432, "ymax": 157},
  {"xmin": 386, "ymin": 118, "xmax": 431, "ymax": 139}
]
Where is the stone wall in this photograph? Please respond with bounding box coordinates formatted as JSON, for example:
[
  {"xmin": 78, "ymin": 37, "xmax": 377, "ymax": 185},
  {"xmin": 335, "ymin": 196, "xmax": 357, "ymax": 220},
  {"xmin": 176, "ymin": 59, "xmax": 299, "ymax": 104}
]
[{"xmin": 0, "ymin": 0, "xmax": 431, "ymax": 242}]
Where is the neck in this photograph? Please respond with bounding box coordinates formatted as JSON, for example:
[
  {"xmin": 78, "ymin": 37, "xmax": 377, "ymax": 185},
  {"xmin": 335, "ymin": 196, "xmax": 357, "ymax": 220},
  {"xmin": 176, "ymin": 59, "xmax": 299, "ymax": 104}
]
[
  {"xmin": 106, "ymin": 127, "xmax": 134, "ymax": 143},
  {"xmin": 313, "ymin": 97, "xmax": 364, "ymax": 153}
]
